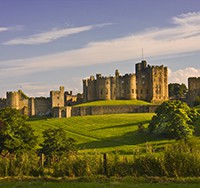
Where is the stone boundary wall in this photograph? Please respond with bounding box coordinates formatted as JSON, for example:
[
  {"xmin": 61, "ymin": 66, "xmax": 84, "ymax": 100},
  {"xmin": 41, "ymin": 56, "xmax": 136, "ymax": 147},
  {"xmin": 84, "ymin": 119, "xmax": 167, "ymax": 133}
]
[{"xmin": 71, "ymin": 105, "xmax": 158, "ymax": 116}]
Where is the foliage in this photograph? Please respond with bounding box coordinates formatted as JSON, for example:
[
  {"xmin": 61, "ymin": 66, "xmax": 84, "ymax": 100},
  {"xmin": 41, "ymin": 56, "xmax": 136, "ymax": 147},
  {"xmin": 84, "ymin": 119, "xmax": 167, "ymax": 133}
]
[
  {"xmin": 40, "ymin": 128, "xmax": 77, "ymax": 157},
  {"xmin": 193, "ymin": 96, "xmax": 200, "ymax": 107},
  {"xmin": 0, "ymin": 108, "xmax": 38, "ymax": 153},
  {"xmin": 148, "ymin": 100, "xmax": 199, "ymax": 140},
  {"xmin": 168, "ymin": 83, "xmax": 187, "ymax": 99}
]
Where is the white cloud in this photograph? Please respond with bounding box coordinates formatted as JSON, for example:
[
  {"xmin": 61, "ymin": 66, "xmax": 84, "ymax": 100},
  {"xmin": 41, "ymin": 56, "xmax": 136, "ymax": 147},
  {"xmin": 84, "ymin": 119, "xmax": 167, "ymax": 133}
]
[
  {"xmin": 3, "ymin": 23, "xmax": 112, "ymax": 45},
  {"xmin": 0, "ymin": 27, "xmax": 9, "ymax": 32},
  {"xmin": 1, "ymin": 12, "xmax": 200, "ymax": 77},
  {"xmin": 169, "ymin": 67, "xmax": 200, "ymax": 85}
]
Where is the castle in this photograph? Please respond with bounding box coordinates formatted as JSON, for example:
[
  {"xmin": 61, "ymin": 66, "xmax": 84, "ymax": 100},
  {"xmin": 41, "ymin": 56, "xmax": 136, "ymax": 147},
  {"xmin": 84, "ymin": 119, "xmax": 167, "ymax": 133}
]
[
  {"xmin": 0, "ymin": 87, "xmax": 82, "ymax": 118},
  {"xmin": 83, "ymin": 60, "xmax": 168, "ymax": 103},
  {"xmin": 4, "ymin": 60, "xmax": 200, "ymax": 117},
  {"xmin": 0, "ymin": 60, "xmax": 170, "ymax": 117}
]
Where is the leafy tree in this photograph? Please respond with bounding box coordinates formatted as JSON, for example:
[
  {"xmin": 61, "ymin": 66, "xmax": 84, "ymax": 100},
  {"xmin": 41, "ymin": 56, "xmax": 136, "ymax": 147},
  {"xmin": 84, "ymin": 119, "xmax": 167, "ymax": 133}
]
[
  {"xmin": 168, "ymin": 83, "xmax": 187, "ymax": 99},
  {"xmin": 193, "ymin": 96, "xmax": 200, "ymax": 107},
  {"xmin": 40, "ymin": 128, "xmax": 76, "ymax": 157},
  {"xmin": 148, "ymin": 100, "xmax": 199, "ymax": 140},
  {"xmin": 0, "ymin": 108, "xmax": 38, "ymax": 153}
]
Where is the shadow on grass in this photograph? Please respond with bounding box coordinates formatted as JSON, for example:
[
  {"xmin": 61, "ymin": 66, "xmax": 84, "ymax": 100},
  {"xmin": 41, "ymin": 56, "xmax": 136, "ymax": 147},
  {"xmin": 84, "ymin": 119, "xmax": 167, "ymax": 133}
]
[
  {"xmin": 78, "ymin": 129, "xmax": 165, "ymax": 151},
  {"xmin": 28, "ymin": 116, "xmax": 51, "ymax": 121},
  {"xmin": 92, "ymin": 120, "xmax": 150, "ymax": 131}
]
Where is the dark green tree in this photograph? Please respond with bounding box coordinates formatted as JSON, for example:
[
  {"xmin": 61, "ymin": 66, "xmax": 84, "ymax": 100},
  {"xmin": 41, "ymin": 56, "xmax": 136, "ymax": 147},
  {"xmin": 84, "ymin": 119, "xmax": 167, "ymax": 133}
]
[
  {"xmin": 0, "ymin": 108, "xmax": 38, "ymax": 153},
  {"xmin": 168, "ymin": 83, "xmax": 187, "ymax": 100},
  {"xmin": 40, "ymin": 128, "xmax": 76, "ymax": 157},
  {"xmin": 148, "ymin": 100, "xmax": 199, "ymax": 140},
  {"xmin": 193, "ymin": 96, "xmax": 200, "ymax": 107}
]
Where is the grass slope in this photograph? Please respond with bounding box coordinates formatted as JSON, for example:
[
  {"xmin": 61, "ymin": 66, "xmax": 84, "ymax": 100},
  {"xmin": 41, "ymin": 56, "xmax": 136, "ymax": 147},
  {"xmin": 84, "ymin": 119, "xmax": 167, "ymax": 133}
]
[
  {"xmin": 74, "ymin": 100, "xmax": 151, "ymax": 107},
  {"xmin": 29, "ymin": 113, "xmax": 172, "ymax": 154}
]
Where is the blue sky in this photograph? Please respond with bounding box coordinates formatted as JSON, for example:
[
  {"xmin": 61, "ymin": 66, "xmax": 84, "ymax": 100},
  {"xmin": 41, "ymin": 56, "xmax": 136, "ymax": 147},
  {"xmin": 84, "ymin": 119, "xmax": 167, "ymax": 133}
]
[{"xmin": 0, "ymin": 0, "xmax": 200, "ymax": 97}]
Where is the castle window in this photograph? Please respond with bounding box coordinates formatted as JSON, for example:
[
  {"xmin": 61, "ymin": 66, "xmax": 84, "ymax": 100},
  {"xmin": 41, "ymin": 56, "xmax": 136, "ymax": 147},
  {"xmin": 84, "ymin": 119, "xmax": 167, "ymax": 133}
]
[
  {"xmin": 141, "ymin": 90, "xmax": 143, "ymax": 94},
  {"xmin": 146, "ymin": 89, "xmax": 148, "ymax": 94},
  {"xmin": 127, "ymin": 89, "xmax": 130, "ymax": 94},
  {"xmin": 100, "ymin": 89, "xmax": 103, "ymax": 95},
  {"xmin": 105, "ymin": 89, "xmax": 108, "ymax": 94},
  {"xmin": 136, "ymin": 89, "xmax": 138, "ymax": 94},
  {"xmin": 132, "ymin": 89, "xmax": 134, "ymax": 94},
  {"xmin": 57, "ymin": 96, "xmax": 59, "ymax": 99},
  {"xmin": 106, "ymin": 81, "xmax": 109, "ymax": 84}
]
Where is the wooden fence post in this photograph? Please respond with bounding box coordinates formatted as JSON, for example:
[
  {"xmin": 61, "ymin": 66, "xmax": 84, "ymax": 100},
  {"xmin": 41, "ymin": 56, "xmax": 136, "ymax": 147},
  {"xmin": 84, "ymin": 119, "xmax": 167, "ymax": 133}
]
[{"xmin": 103, "ymin": 153, "xmax": 107, "ymax": 176}]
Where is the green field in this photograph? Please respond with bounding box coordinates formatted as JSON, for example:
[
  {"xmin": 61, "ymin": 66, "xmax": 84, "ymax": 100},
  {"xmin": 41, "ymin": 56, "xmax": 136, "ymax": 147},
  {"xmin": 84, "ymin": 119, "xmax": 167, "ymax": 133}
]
[
  {"xmin": 75, "ymin": 100, "xmax": 152, "ymax": 107},
  {"xmin": 29, "ymin": 113, "xmax": 172, "ymax": 154}
]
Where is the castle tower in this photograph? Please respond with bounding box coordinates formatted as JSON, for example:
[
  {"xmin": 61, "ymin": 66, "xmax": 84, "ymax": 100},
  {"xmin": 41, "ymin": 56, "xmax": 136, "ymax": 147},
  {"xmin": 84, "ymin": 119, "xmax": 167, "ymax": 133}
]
[
  {"xmin": 50, "ymin": 86, "xmax": 65, "ymax": 108},
  {"xmin": 135, "ymin": 60, "xmax": 168, "ymax": 103},
  {"xmin": 124, "ymin": 74, "xmax": 136, "ymax": 100},
  {"xmin": 28, "ymin": 97, "xmax": 35, "ymax": 116},
  {"xmin": 188, "ymin": 77, "xmax": 200, "ymax": 106},
  {"xmin": 6, "ymin": 91, "xmax": 20, "ymax": 109}
]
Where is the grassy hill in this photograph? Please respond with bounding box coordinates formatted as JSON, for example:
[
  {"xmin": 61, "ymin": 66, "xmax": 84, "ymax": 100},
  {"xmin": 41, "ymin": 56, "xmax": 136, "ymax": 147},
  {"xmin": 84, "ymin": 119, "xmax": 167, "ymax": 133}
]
[
  {"xmin": 29, "ymin": 113, "xmax": 173, "ymax": 154},
  {"xmin": 75, "ymin": 100, "xmax": 152, "ymax": 107}
]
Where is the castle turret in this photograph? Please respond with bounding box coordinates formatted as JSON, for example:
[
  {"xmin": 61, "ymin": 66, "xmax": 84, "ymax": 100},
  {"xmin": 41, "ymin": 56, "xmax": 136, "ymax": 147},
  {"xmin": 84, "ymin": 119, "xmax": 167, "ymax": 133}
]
[
  {"xmin": 6, "ymin": 91, "xmax": 20, "ymax": 109},
  {"xmin": 50, "ymin": 86, "xmax": 65, "ymax": 108}
]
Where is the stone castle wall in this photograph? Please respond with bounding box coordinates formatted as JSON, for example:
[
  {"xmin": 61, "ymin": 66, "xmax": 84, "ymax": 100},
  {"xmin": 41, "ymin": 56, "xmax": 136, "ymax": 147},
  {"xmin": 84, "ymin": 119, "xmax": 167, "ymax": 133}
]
[
  {"xmin": 188, "ymin": 77, "xmax": 200, "ymax": 106},
  {"xmin": 72, "ymin": 105, "xmax": 158, "ymax": 116}
]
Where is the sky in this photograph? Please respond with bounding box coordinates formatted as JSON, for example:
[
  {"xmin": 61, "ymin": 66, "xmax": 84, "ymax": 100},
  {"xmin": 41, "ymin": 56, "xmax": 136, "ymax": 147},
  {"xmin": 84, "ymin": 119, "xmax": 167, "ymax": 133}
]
[{"xmin": 0, "ymin": 0, "xmax": 200, "ymax": 98}]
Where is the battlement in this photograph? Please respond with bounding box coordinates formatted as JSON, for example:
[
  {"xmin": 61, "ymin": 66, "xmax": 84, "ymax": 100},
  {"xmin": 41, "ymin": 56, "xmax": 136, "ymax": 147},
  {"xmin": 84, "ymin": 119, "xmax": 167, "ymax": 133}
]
[
  {"xmin": 188, "ymin": 77, "xmax": 200, "ymax": 81},
  {"xmin": 0, "ymin": 98, "xmax": 6, "ymax": 101}
]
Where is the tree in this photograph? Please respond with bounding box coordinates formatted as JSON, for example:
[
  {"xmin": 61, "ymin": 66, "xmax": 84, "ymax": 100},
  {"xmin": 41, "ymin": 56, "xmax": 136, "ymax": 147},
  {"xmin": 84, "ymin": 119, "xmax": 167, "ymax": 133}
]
[
  {"xmin": 0, "ymin": 108, "xmax": 38, "ymax": 153},
  {"xmin": 168, "ymin": 83, "xmax": 187, "ymax": 100},
  {"xmin": 148, "ymin": 100, "xmax": 199, "ymax": 140},
  {"xmin": 40, "ymin": 128, "xmax": 76, "ymax": 157},
  {"xmin": 193, "ymin": 96, "xmax": 200, "ymax": 107}
]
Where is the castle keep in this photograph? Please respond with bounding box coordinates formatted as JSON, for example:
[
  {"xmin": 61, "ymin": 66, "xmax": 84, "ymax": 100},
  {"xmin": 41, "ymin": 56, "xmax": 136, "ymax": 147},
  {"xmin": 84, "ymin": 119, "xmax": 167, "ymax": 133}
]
[{"xmin": 83, "ymin": 60, "xmax": 168, "ymax": 103}]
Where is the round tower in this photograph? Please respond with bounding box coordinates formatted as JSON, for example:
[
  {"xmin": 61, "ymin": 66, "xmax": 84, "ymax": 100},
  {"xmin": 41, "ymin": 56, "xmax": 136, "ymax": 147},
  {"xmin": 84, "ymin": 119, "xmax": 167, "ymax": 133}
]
[
  {"xmin": 129, "ymin": 74, "xmax": 137, "ymax": 99},
  {"xmin": 6, "ymin": 92, "xmax": 19, "ymax": 109},
  {"xmin": 104, "ymin": 78, "xmax": 111, "ymax": 100}
]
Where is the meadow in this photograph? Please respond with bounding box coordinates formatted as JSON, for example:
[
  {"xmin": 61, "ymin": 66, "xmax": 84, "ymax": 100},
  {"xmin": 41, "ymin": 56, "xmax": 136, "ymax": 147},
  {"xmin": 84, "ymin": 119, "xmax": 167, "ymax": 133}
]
[{"xmin": 29, "ymin": 113, "xmax": 172, "ymax": 154}]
